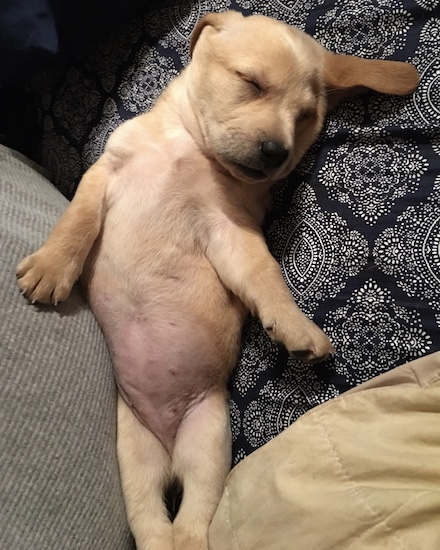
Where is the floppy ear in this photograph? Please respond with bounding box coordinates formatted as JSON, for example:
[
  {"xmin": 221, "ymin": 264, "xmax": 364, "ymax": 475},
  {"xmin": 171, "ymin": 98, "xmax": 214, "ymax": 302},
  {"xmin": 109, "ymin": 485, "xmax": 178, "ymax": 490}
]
[
  {"xmin": 323, "ymin": 52, "xmax": 420, "ymax": 110},
  {"xmin": 189, "ymin": 11, "xmax": 244, "ymax": 56}
]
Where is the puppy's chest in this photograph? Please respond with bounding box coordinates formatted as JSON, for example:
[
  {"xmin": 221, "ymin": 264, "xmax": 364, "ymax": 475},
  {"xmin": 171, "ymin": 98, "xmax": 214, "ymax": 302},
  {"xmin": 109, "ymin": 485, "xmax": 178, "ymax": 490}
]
[
  {"xmin": 106, "ymin": 144, "xmax": 215, "ymax": 238},
  {"xmin": 89, "ymin": 143, "xmax": 228, "ymax": 298}
]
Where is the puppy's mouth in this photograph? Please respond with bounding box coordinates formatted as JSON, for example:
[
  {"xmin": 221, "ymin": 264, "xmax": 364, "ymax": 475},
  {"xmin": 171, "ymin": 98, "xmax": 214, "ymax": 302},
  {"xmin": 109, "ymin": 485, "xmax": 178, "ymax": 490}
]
[{"xmin": 230, "ymin": 162, "xmax": 267, "ymax": 181}]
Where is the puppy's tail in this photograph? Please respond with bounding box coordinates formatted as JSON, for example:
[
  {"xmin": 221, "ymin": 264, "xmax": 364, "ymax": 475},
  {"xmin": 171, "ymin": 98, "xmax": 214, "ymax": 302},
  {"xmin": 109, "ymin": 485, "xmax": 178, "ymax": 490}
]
[{"xmin": 164, "ymin": 477, "xmax": 184, "ymax": 521}]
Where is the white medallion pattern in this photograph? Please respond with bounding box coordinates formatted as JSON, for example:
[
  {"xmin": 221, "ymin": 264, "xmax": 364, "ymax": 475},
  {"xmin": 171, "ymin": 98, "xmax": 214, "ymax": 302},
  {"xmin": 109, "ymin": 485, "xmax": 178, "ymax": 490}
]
[
  {"xmin": 233, "ymin": 317, "xmax": 279, "ymax": 397},
  {"xmin": 415, "ymin": 0, "xmax": 440, "ymax": 9},
  {"xmin": 242, "ymin": 361, "xmax": 338, "ymax": 448},
  {"xmin": 145, "ymin": 0, "xmax": 231, "ymax": 63},
  {"xmin": 118, "ymin": 45, "xmax": 179, "ymax": 114},
  {"xmin": 229, "ymin": 398, "xmax": 241, "ymax": 442},
  {"xmin": 369, "ymin": 18, "xmax": 440, "ymax": 130},
  {"xmin": 322, "ymin": 98, "xmax": 366, "ymax": 138},
  {"xmin": 267, "ymin": 183, "xmax": 369, "ymax": 313},
  {"xmin": 316, "ymin": 133, "xmax": 429, "ymax": 226},
  {"xmin": 313, "ymin": 0, "xmax": 413, "ymax": 58},
  {"xmin": 235, "ymin": 0, "xmax": 327, "ymax": 29},
  {"xmin": 373, "ymin": 177, "xmax": 440, "ymax": 324},
  {"xmin": 431, "ymin": 132, "xmax": 440, "ymax": 156},
  {"xmin": 413, "ymin": 59, "xmax": 440, "ymax": 127},
  {"xmin": 231, "ymin": 447, "xmax": 247, "ymax": 467},
  {"xmin": 83, "ymin": 98, "xmax": 122, "ymax": 167},
  {"xmin": 324, "ymin": 280, "xmax": 433, "ymax": 385}
]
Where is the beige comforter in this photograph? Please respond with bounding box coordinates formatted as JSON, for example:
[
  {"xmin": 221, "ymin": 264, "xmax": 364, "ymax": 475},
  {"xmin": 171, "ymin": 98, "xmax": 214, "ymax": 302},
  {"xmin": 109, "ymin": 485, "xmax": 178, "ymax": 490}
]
[{"xmin": 210, "ymin": 352, "xmax": 440, "ymax": 549}]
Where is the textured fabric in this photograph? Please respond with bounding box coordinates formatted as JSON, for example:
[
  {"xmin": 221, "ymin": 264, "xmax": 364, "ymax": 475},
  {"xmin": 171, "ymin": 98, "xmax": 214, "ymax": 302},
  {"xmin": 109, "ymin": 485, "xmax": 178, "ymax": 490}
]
[
  {"xmin": 210, "ymin": 351, "xmax": 440, "ymax": 550},
  {"xmin": 229, "ymin": 0, "xmax": 440, "ymax": 463},
  {"xmin": 0, "ymin": 144, "xmax": 134, "ymax": 549},
  {"xmin": 24, "ymin": 0, "xmax": 440, "ymax": 466}
]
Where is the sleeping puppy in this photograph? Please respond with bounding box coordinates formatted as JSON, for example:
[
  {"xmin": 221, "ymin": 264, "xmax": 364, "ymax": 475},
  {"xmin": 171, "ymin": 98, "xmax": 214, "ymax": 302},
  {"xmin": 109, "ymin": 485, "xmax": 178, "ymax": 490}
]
[{"xmin": 16, "ymin": 11, "xmax": 419, "ymax": 550}]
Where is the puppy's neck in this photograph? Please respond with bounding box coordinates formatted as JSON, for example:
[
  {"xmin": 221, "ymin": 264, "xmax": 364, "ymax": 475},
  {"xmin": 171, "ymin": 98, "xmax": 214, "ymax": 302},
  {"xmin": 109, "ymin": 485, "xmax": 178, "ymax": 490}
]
[{"xmin": 156, "ymin": 71, "xmax": 228, "ymax": 171}]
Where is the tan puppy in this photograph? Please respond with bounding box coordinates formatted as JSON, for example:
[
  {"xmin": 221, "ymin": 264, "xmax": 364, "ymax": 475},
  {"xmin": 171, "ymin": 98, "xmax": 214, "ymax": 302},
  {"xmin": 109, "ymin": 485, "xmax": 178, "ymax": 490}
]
[{"xmin": 16, "ymin": 11, "xmax": 419, "ymax": 550}]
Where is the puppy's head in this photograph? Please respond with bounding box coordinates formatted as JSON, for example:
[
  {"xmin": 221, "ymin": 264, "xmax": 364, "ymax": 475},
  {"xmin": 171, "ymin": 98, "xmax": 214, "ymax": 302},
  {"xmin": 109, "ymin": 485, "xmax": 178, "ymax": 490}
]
[{"xmin": 187, "ymin": 11, "xmax": 419, "ymax": 184}]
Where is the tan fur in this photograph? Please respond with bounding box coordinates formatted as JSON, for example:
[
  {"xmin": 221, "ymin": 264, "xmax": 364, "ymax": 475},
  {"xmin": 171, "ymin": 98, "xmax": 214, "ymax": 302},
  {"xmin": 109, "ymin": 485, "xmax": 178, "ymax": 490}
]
[{"xmin": 16, "ymin": 11, "xmax": 419, "ymax": 550}]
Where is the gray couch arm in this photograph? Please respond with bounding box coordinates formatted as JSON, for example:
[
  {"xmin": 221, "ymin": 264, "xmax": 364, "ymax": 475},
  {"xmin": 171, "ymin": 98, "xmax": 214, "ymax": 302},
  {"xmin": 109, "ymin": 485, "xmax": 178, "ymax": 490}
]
[{"xmin": 0, "ymin": 145, "xmax": 134, "ymax": 549}]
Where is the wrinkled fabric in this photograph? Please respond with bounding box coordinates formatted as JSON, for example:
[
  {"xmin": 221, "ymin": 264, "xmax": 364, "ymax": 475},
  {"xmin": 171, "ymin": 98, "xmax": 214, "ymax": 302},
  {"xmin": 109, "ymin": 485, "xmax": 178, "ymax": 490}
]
[{"xmin": 210, "ymin": 352, "xmax": 440, "ymax": 549}]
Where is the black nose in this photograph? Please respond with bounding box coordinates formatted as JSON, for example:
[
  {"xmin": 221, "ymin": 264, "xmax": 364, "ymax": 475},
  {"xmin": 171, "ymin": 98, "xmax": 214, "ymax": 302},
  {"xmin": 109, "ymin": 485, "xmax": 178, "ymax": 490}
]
[{"xmin": 260, "ymin": 140, "xmax": 289, "ymax": 169}]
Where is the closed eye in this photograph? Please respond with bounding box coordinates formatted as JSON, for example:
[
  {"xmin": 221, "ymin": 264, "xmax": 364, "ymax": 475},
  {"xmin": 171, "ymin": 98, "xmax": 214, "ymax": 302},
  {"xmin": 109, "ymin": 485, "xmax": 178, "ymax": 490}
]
[
  {"xmin": 246, "ymin": 78, "xmax": 263, "ymax": 94},
  {"xmin": 235, "ymin": 71, "xmax": 265, "ymax": 96}
]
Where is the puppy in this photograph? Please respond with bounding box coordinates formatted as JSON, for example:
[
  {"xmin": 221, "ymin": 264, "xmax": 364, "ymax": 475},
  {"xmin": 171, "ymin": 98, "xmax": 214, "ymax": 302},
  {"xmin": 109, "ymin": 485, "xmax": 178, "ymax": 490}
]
[{"xmin": 16, "ymin": 11, "xmax": 419, "ymax": 550}]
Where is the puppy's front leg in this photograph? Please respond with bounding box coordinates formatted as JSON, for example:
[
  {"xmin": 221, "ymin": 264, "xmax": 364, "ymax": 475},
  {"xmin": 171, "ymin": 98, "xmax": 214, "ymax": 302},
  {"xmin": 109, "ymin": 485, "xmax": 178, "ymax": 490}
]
[
  {"xmin": 206, "ymin": 219, "xmax": 334, "ymax": 363},
  {"xmin": 16, "ymin": 157, "xmax": 110, "ymax": 304}
]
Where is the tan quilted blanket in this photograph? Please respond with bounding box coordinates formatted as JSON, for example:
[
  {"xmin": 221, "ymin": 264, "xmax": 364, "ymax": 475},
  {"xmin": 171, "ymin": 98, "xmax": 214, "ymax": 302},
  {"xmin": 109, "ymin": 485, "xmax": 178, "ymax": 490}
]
[{"xmin": 210, "ymin": 352, "xmax": 440, "ymax": 549}]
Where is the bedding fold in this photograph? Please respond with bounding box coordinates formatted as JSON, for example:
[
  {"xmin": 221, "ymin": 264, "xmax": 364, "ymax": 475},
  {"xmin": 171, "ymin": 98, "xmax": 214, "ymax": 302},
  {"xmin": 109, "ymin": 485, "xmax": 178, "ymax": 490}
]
[{"xmin": 210, "ymin": 352, "xmax": 440, "ymax": 550}]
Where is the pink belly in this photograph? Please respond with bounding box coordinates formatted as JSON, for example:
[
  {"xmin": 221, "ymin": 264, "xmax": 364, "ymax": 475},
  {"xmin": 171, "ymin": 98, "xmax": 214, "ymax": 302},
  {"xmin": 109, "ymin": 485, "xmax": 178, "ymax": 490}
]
[
  {"xmin": 84, "ymin": 241, "xmax": 245, "ymax": 454},
  {"xmin": 96, "ymin": 305, "xmax": 228, "ymax": 454}
]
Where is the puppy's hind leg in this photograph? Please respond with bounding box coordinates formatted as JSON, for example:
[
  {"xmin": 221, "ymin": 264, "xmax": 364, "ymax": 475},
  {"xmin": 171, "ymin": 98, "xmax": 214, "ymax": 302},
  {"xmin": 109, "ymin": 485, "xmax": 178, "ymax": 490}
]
[
  {"xmin": 117, "ymin": 395, "xmax": 174, "ymax": 550},
  {"xmin": 172, "ymin": 391, "xmax": 231, "ymax": 550}
]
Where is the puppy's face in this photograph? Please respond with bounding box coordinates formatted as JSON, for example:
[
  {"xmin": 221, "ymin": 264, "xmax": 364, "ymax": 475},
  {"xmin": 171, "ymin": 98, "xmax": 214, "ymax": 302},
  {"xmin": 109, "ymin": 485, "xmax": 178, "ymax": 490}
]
[
  {"xmin": 188, "ymin": 13, "xmax": 327, "ymax": 183},
  {"xmin": 187, "ymin": 11, "xmax": 419, "ymax": 184}
]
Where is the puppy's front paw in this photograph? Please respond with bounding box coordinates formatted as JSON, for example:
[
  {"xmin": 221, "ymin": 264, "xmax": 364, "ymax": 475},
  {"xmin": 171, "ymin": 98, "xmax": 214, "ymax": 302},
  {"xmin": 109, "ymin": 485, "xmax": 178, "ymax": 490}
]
[
  {"xmin": 265, "ymin": 316, "xmax": 334, "ymax": 364},
  {"xmin": 288, "ymin": 324, "xmax": 334, "ymax": 364},
  {"xmin": 16, "ymin": 248, "xmax": 79, "ymax": 305}
]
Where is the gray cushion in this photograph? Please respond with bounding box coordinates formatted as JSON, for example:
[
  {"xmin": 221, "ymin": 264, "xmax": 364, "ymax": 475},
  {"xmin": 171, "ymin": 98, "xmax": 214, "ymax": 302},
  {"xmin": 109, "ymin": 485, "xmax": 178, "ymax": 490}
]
[{"xmin": 0, "ymin": 144, "xmax": 134, "ymax": 549}]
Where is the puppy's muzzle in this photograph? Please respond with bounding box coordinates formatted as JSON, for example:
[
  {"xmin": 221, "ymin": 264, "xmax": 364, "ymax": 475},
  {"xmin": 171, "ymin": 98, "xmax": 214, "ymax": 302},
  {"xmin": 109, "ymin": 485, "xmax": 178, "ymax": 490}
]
[
  {"xmin": 226, "ymin": 140, "xmax": 290, "ymax": 182},
  {"xmin": 260, "ymin": 140, "xmax": 289, "ymax": 169}
]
